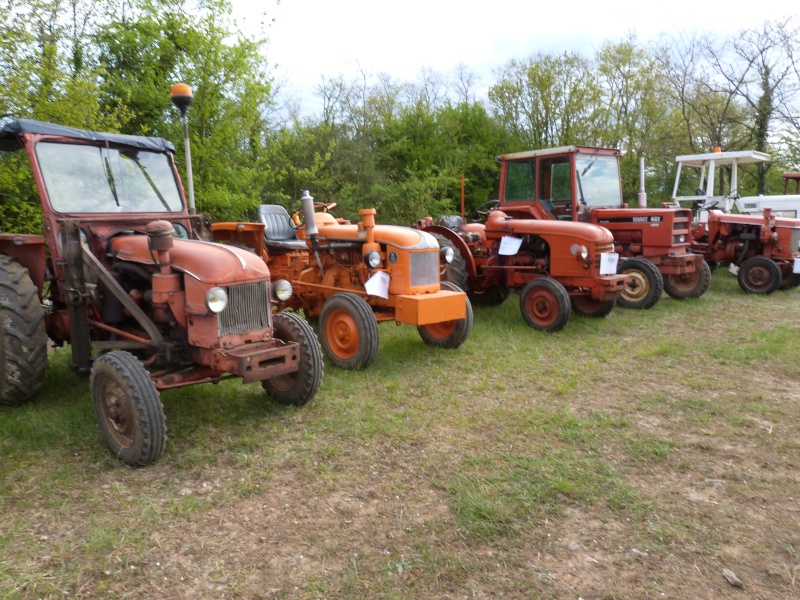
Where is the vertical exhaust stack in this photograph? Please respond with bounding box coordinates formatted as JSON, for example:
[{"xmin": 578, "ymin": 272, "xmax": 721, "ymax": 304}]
[
  {"xmin": 170, "ymin": 83, "xmax": 195, "ymax": 214},
  {"xmin": 637, "ymin": 157, "xmax": 647, "ymax": 208},
  {"xmin": 301, "ymin": 190, "xmax": 324, "ymax": 275}
]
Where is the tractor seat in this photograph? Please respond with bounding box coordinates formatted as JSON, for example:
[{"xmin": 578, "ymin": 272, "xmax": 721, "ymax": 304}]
[{"xmin": 257, "ymin": 204, "xmax": 309, "ymax": 250}]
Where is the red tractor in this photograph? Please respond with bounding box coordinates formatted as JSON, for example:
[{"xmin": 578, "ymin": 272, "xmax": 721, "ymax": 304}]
[
  {"xmin": 417, "ymin": 208, "xmax": 628, "ymax": 332},
  {"xmin": 489, "ymin": 146, "xmax": 710, "ymax": 309},
  {"xmin": 670, "ymin": 149, "xmax": 800, "ymax": 293},
  {"xmin": 213, "ymin": 194, "xmax": 472, "ymax": 369},
  {"xmin": 0, "ymin": 119, "xmax": 323, "ymax": 466}
]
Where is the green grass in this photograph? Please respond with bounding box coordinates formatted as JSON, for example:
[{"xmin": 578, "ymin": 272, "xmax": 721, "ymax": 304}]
[{"xmin": 2, "ymin": 268, "xmax": 800, "ymax": 598}]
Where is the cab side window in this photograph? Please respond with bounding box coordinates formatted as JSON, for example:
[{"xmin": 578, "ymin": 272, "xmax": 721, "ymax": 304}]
[{"xmin": 505, "ymin": 160, "xmax": 535, "ymax": 201}]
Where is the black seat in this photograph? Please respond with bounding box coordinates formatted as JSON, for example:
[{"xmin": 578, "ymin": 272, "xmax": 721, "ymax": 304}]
[{"xmin": 257, "ymin": 205, "xmax": 308, "ymax": 250}]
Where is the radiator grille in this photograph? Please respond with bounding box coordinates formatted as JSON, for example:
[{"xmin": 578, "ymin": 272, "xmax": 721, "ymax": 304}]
[
  {"xmin": 596, "ymin": 242, "xmax": 615, "ymax": 255},
  {"xmin": 409, "ymin": 250, "xmax": 440, "ymax": 287},
  {"xmin": 218, "ymin": 281, "xmax": 271, "ymax": 337}
]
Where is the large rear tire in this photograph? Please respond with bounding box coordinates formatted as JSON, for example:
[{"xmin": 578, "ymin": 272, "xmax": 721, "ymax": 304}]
[
  {"xmin": 778, "ymin": 272, "xmax": 800, "ymax": 290},
  {"xmin": 571, "ymin": 296, "xmax": 615, "ymax": 318},
  {"xmin": 616, "ymin": 257, "xmax": 663, "ymax": 309},
  {"xmin": 429, "ymin": 233, "xmax": 468, "ymax": 291},
  {"xmin": 263, "ymin": 312, "xmax": 323, "ymax": 405},
  {"xmin": 519, "ymin": 278, "xmax": 571, "ymax": 332},
  {"xmin": 663, "ymin": 259, "xmax": 712, "ymax": 300},
  {"xmin": 319, "ymin": 292, "xmax": 379, "ymax": 369},
  {"xmin": 0, "ymin": 255, "xmax": 48, "ymax": 406},
  {"xmin": 90, "ymin": 351, "xmax": 165, "ymax": 467},
  {"xmin": 468, "ymin": 284, "xmax": 510, "ymax": 307},
  {"xmin": 737, "ymin": 256, "xmax": 781, "ymax": 294},
  {"xmin": 417, "ymin": 281, "xmax": 473, "ymax": 348}
]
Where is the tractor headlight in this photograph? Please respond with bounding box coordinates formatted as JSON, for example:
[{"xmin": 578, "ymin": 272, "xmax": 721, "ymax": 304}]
[
  {"xmin": 273, "ymin": 279, "xmax": 293, "ymax": 301},
  {"xmin": 440, "ymin": 246, "xmax": 454, "ymax": 264},
  {"xmin": 205, "ymin": 287, "xmax": 228, "ymax": 314},
  {"xmin": 364, "ymin": 250, "xmax": 382, "ymax": 268},
  {"xmin": 577, "ymin": 245, "xmax": 589, "ymax": 260},
  {"xmin": 676, "ymin": 234, "xmax": 686, "ymax": 244}
]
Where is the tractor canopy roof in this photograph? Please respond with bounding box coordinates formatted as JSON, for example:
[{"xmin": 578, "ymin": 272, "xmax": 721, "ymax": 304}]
[{"xmin": 0, "ymin": 119, "xmax": 175, "ymax": 154}]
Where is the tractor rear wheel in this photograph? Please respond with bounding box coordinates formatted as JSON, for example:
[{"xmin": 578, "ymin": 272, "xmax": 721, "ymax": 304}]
[
  {"xmin": 417, "ymin": 281, "xmax": 473, "ymax": 348},
  {"xmin": 779, "ymin": 272, "xmax": 800, "ymax": 290},
  {"xmin": 0, "ymin": 255, "xmax": 48, "ymax": 406},
  {"xmin": 737, "ymin": 256, "xmax": 782, "ymax": 294},
  {"xmin": 319, "ymin": 292, "xmax": 379, "ymax": 369},
  {"xmin": 663, "ymin": 259, "xmax": 712, "ymax": 300},
  {"xmin": 519, "ymin": 278, "xmax": 571, "ymax": 332},
  {"xmin": 263, "ymin": 312, "xmax": 323, "ymax": 405},
  {"xmin": 429, "ymin": 233, "xmax": 468, "ymax": 291},
  {"xmin": 90, "ymin": 351, "xmax": 165, "ymax": 466},
  {"xmin": 571, "ymin": 296, "xmax": 615, "ymax": 318},
  {"xmin": 468, "ymin": 284, "xmax": 510, "ymax": 307},
  {"xmin": 616, "ymin": 257, "xmax": 663, "ymax": 309}
]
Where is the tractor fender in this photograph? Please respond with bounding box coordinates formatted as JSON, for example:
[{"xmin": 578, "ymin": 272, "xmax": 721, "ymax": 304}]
[
  {"xmin": 0, "ymin": 233, "xmax": 47, "ymax": 293},
  {"xmin": 418, "ymin": 225, "xmax": 478, "ymax": 279}
]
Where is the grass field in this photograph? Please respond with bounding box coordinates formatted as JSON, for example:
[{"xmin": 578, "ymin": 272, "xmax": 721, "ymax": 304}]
[{"xmin": 1, "ymin": 268, "xmax": 799, "ymax": 599}]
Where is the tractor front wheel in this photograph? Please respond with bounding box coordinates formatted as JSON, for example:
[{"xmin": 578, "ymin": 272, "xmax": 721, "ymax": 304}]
[
  {"xmin": 0, "ymin": 255, "xmax": 48, "ymax": 406},
  {"xmin": 571, "ymin": 296, "xmax": 615, "ymax": 318},
  {"xmin": 319, "ymin": 292, "xmax": 379, "ymax": 369},
  {"xmin": 616, "ymin": 257, "xmax": 663, "ymax": 309},
  {"xmin": 91, "ymin": 351, "xmax": 165, "ymax": 466},
  {"xmin": 263, "ymin": 312, "xmax": 323, "ymax": 405},
  {"xmin": 417, "ymin": 281, "xmax": 473, "ymax": 348},
  {"xmin": 519, "ymin": 278, "xmax": 571, "ymax": 332},
  {"xmin": 737, "ymin": 257, "xmax": 782, "ymax": 294},
  {"xmin": 663, "ymin": 260, "xmax": 712, "ymax": 300}
]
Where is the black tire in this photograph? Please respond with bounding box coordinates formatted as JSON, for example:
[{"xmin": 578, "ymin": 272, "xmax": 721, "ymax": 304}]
[
  {"xmin": 262, "ymin": 312, "xmax": 323, "ymax": 405},
  {"xmin": 778, "ymin": 272, "xmax": 800, "ymax": 290},
  {"xmin": 417, "ymin": 281, "xmax": 473, "ymax": 348},
  {"xmin": 616, "ymin": 257, "xmax": 663, "ymax": 310},
  {"xmin": 570, "ymin": 296, "xmax": 615, "ymax": 318},
  {"xmin": 90, "ymin": 351, "xmax": 165, "ymax": 467},
  {"xmin": 737, "ymin": 256, "xmax": 782, "ymax": 294},
  {"xmin": 468, "ymin": 284, "xmax": 510, "ymax": 307},
  {"xmin": 663, "ymin": 259, "xmax": 712, "ymax": 300},
  {"xmin": 519, "ymin": 278, "xmax": 571, "ymax": 332},
  {"xmin": 319, "ymin": 292, "xmax": 379, "ymax": 369},
  {"xmin": 706, "ymin": 260, "xmax": 719, "ymax": 273},
  {"xmin": 0, "ymin": 255, "xmax": 48, "ymax": 406},
  {"xmin": 429, "ymin": 232, "xmax": 468, "ymax": 291}
]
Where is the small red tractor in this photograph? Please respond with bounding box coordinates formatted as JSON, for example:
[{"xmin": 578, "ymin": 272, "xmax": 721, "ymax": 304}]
[
  {"xmin": 487, "ymin": 146, "xmax": 710, "ymax": 309},
  {"xmin": 669, "ymin": 149, "xmax": 800, "ymax": 293},
  {"xmin": 417, "ymin": 206, "xmax": 628, "ymax": 332},
  {"xmin": 212, "ymin": 193, "xmax": 472, "ymax": 369},
  {"xmin": 0, "ymin": 118, "xmax": 323, "ymax": 466}
]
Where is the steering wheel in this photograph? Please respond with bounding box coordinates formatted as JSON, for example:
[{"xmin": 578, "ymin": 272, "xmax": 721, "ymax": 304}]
[
  {"xmin": 290, "ymin": 202, "xmax": 338, "ymax": 228},
  {"xmin": 469, "ymin": 199, "xmax": 501, "ymax": 222}
]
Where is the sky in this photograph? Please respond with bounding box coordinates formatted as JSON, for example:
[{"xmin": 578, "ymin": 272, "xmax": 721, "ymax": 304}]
[{"xmin": 230, "ymin": 0, "xmax": 797, "ymax": 112}]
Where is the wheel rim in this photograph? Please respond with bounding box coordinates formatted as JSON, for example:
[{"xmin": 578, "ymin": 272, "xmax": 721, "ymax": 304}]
[
  {"xmin": 524, "ymin": 288, "xmax": 559, "ymax": 327},
  {"xmin": 623, "ymin": 270, "xmax": 650, "ymax": 302},
  {"xmin": 666, "ymin": 272, "xmax": 697, "ymax": 293},
  {"xmin": 96, "ymin": 376, "xmax": 135, "ymax": 448},
  {"xmin": 325, "ymin": 309, "xmax": 360, "ymax": 360},
  {"xmin": 744, "ymin": 264, "xmax": 773, "ymax": 291},
  {"xmin": 423, "ymin": 320, "xmax": 456, "ymax": 340}
]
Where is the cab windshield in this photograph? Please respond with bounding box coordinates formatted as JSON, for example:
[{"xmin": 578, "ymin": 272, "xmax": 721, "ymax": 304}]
[
  {"xmin": 575, "ymin": 154, "xmax": 622, "ymax": 208},
  {"xmin": 35, "ymin": 141, "xmax": 184, "ymax": 214}
]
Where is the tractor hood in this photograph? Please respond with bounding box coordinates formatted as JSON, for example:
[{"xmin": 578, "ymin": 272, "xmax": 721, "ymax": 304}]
[
  {"xmin": 109, "ymin": 236, "xmax": 270, "ymax": 284},
  {"xmin": 313, "ymin": 220, "xmax": 438, "ymax": 250},
  {"xmin": 485, "ymin": 211, "xmax": 614, "ymax": 243}
]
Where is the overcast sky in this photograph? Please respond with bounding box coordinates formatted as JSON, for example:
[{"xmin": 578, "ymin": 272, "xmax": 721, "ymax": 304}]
[{"xmin": 230, "ymin": 0, "xmax": 797, "ymax": 111}]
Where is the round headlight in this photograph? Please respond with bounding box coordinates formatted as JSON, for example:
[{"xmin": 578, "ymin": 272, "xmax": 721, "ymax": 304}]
[
  {"xmin": 273, "ymin": 279, "xmax": 293, "ymax": 302},
  {"xmin": 677, "ymin": 234, "xmax": 686, "ymax": 244},
  {"xmin": 440, "ymin": 246, "xmax": 454, "ymax": 264},
  {"xmin": 205, "ymin": 287, "xmax": 228, "ymax": 314},
  {"xmin": 578, "ymin": 245, "xmax": 589, "ymax": 260},
  {"xmin": 364, "ymin": 250, "xmax": 382, "ymax": 268}
]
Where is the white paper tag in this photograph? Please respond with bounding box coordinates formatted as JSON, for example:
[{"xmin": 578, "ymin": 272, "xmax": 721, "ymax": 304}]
[
  {"xmin": 364, "ymin": 271, "xmax": 390, "ymax": 299},
  {"xmin": 793, "ymin": 258, "xmax": 800, "ymax": 274},
  {"xmin": 498, "ymin": 236, "xmax": 523, "ymax": 256},
  {"xmin": 599, "ymin": 252, "xmax": 619, "ymax": 275}
]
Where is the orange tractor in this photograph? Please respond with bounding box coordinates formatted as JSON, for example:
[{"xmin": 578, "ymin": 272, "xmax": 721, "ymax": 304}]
[
  {"xmin": 0, "ymin": 119, "xmax": 323, "ymax": 466},
  {"xmin": 490, "ymin": 146, "xmax": 710, "ymax": 309},
  {"xmin": 212, "ymin": 193, "xmax": 472, "ymax": 369}
]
